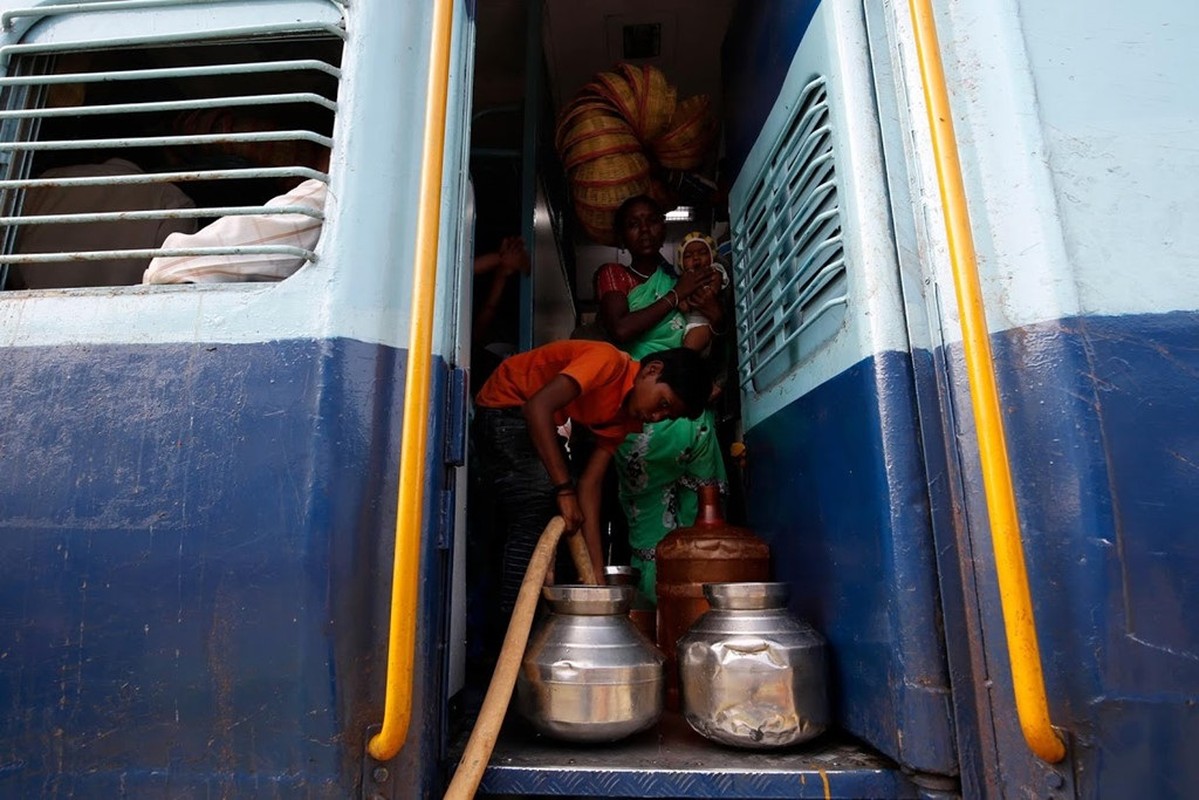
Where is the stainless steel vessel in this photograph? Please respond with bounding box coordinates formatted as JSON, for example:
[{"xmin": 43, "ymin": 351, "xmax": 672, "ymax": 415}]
[
  {"xmin": 602, "ymin": 565, "xmax": 639, "ymax": 586},
  {"xmin": 516, "ymin": 585, "xmax": 664, "ymax": 742},
  {"xmin": 603, "ymin": 565, "xmax": 656, "ymax": 642},
  {"xmin": 678, "ymin": 582, "xmax": 828, "ymax": 748}
]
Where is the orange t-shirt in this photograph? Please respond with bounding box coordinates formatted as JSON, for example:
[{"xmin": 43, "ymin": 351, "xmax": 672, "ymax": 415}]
[{"xmin": 475, "ymin": 340, "xmax": 643, "ymax": 451}]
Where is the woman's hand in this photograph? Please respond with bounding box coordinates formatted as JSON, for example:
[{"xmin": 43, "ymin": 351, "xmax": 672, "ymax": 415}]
[
  {"xmin": 675, "ymin": 265, "xmax": 720, "ymax": 300},
  {"xmin": 690, "ymin": 283, "xmax": 725, "ymax": 326}
]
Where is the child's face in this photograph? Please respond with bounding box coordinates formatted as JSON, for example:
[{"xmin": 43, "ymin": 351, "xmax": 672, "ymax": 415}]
[
  {"xmin": 626, "ymin": 364, "xmax": 688, "ymax": 424},
  {"xmin": 680, "ymin": 241, "xmax": 712, "ymax": 272}
]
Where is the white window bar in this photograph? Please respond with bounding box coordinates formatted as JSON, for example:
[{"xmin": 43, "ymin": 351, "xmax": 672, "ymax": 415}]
[
  {"xmin": 2, "ymin": 0, "xmax": 345, "ymax": 32},
  {"xmin": 0, "ymin": 8, "xmax": 343, "ymax": 284}
]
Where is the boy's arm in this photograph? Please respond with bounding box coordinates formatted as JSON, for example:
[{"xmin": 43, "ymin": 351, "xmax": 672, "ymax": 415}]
[
  {"xmin": 578, "ymin": 446, "xmax": 614, "ymax": 584},
  {"xmin": 522, "ymin": 374, "xmax": 584, "ymax": 531}
]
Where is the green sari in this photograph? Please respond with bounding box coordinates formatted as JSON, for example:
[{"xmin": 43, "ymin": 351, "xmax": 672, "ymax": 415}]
[
  {"xmin": 622, "ymin": 268, "xmax": 687, "ymax": 360},
  {"xmin": 614, "ymin": 267, "xmax": 726, "ymax": 602}
]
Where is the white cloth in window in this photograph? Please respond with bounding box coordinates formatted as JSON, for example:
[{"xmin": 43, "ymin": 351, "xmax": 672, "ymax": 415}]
[{"xmin": 143, "ymin": 178, "xmax": 326, "ymax": 284}]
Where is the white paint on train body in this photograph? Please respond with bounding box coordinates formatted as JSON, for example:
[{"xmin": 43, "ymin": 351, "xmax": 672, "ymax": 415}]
[
  {"xmin": 0, "ymin": 0, "xmax": 1195, "ymax": 402},
  {"xmin": 0, "ymin": 0, "xmax": 475, "ymax": 361},
  {"xmin": 731, "ymin": 0, "xmax": 1199, "ymax": 430}
]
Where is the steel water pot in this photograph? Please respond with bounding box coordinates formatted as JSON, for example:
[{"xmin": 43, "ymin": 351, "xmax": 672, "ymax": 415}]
[
  {"xmin": 678, "ymin": 582, "xmax": 829, "ymax": 748},
  {"xmin": 516, "ymin": 585, "xmax": 664, "ymax": 742},
  {"xmin": 655, "ymin": 485, "xmax": 769, "ymax": 710},
  {"xmin": 603, "ymin": 565, "xmax": 656, "ymax": 642}
]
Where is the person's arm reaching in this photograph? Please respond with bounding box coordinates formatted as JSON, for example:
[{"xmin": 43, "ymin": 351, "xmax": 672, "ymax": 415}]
[
  {"xmin": 522, "ymin": 374, "xmax": 584, "ymax": 532},
  {"xmin": 473, "ymin": 235, "xmax": 529, "ymax": 275},
  {"xmin": 473, "ymin": 236, "xmax": 529, "ymax": 343},
  {"xmin": 578, "ymin": 446, "xmax": 613, "ymax": 584},
  {"xmin": 473, "ymin": 272, "xmax": 510, "ymax": 344}
]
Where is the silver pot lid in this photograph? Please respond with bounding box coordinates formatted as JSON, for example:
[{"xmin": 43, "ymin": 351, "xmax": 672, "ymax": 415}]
[
  {"xmin": 603, "ymin": 565, "xmax": 641, "ymax": 586},
  {"xmin": 703, "ymin": 581, "xmax": 789, "ymax": 610},
  {"xmin": 543, "ymin": 584, "xmax": 633, "ymax": 615}
]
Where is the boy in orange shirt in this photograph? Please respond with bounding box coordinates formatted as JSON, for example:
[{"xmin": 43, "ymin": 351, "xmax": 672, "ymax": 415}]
[{"xmin": 472, "ymin": 340, "xmax": 710, "ymax": 624}]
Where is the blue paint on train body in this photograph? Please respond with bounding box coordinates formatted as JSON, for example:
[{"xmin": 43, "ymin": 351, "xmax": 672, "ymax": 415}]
[
  {"xmin": 722, "ymin": 0, "xmax": 820, "ymax": 180},
  {"xmin": 0, "ymin": 338, "xmax": 452, "ymax": 797},
  {"xmin": 747, "ymin": 310, "xmax": 1199, "ymax": 796},
  {"xmin": 982, "ymin": 310, "xmax": 1199, "ymax": 798},
  {"xmin": 744, "ymin": 348, "xmax": 955, "ymax": 774}
]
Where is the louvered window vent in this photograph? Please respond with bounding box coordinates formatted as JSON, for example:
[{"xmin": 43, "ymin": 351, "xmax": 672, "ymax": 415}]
[
  {"xmin": 0, "ymin": 0, "xmax": 344, "ymax": 290},
  {"xmin": 732, "ymin": 75, "xmax": 848, "ymax": 393}
]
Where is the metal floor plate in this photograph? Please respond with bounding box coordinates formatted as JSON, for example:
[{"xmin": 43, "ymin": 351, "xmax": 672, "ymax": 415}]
[{"xmin": 472, "ymin": 712, "xmax": 919, "ymax": 798}]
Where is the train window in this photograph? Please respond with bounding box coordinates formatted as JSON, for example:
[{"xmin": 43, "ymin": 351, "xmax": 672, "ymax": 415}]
[
  {"xmin": 0, "ymin": 2, "xmax": 343, "ymax": 291},
  {"xmin": 732, "ymin": 75, "xmax": 847, "ymax": 393}
]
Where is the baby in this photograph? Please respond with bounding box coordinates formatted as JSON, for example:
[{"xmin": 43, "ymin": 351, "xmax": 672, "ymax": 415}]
[{"xmin": 675, "ymin": 231, "xmax": 729, "ymax": 355}]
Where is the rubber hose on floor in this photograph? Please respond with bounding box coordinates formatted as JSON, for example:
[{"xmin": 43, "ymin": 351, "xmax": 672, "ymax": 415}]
[{"xmin": 445, "ymin": 517, "xmax": 600, "ymax": 799}]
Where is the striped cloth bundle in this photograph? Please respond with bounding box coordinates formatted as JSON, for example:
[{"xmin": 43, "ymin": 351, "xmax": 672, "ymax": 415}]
[{"xmin": 555, "ymin": 63, "xmax": 717, "ymax": 245}]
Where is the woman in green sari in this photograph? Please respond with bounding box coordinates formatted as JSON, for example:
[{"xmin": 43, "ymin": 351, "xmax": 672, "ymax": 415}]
[{"xmin": 595, "ymin": 195, "xmax": 727, "ymax": 601}]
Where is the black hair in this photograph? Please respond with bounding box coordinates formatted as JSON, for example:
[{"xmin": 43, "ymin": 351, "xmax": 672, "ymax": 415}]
[
  {"xmin": 613, "ymin": 194, "xmax": 663, "ymax": 237},
  {"xmin": 640, "ymin": 347, "xmax": 712, "ymax": 419}
]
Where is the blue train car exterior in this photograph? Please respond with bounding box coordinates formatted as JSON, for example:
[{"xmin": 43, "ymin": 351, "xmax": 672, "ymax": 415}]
[
  {"xmin": 0, "ymin": 0, "xmax": 1196, "ymax": 798},
  {"xmin": 726, "ymin": 0, "xmax": 1199, "ymax": 797},
  {"xmin": 0, "ymin": 0, "xmax": 477, "ymax": 796}
]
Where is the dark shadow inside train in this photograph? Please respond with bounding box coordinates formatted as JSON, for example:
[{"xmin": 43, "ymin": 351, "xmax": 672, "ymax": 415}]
[{"xmin": 459, "ymin": 0, "xmax": 754, "ymax": 691}]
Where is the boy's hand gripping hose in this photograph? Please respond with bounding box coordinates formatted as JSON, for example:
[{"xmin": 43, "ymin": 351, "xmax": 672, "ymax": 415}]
[{"xmin": 443, "ymin": 520, "xmax": 598, "ymax": 799}]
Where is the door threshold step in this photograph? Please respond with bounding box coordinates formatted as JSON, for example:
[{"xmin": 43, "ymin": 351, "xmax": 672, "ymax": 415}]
[{"xmin": 470, "ymin": 711, "xmax": 920, "ymax": 798}]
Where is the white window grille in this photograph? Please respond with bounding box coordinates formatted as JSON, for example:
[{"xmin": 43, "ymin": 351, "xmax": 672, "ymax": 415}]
[
  {"xmin": 0, "ymin": 0, "xmax": 344, "ymax": 290},
  {"xmin": 732, "ymin": 75, "xmax": 848, "ymax": 393}
]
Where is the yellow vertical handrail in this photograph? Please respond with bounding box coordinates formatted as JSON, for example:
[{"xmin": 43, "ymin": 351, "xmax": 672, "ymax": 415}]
[
  {"xmin": 367, "ymin": 0, "xmax": 455, "ymax": 762},
  {"xmin": 907, "ymin": 0, "xmax": 1066, "ymax": 763}
]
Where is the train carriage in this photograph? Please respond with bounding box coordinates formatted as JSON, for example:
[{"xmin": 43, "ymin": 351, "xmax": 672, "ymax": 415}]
[{"xmin": 0, "ymin": 0, "xmax": 1195, "ymax": 798}]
